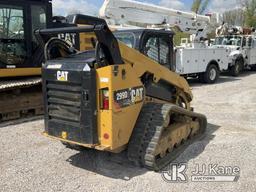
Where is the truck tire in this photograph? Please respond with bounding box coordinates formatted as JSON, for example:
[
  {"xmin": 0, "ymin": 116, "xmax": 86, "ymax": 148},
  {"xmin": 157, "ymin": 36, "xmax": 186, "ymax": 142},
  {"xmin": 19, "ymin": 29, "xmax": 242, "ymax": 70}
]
[
  {"xmin": 198, "ymin": 73, "xmax": 205, "ymax": 83},
  {"xmin": 251, "ymin": 65, "xmax": 256, "ymax": 71},
  {"xmin": 230, "ymin": 58, "xmax": 243, "ymax": 76},
  {"xmin": 203, "ymin": 64, "xmax": 219, "ymax": 84}
]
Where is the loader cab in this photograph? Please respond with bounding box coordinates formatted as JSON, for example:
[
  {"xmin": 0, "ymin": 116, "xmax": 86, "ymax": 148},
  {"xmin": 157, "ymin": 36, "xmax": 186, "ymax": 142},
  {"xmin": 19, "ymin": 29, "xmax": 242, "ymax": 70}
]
[
  {"xmin": 114, "ymin": 29, "xmax": 175, "ymax": 71},
  {"xmin": 0, "ymin": 0, "xmax": 52, "ymax": 76}
]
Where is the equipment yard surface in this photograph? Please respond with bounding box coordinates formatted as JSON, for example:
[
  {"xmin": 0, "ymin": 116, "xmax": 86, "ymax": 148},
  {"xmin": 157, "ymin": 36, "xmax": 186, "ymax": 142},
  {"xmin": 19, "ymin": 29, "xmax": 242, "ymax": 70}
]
[{"xmin": 0, "ymin": 72, "xmax": 256, "ymax": 192}]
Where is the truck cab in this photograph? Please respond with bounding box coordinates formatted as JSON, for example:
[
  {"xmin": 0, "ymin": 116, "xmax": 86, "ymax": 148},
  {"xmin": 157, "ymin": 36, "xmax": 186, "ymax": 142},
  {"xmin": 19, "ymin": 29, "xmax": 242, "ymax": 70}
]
[
  {"xmin": 242, "ymin": 35, "xmax": 256, "ymax": 67},
  {"xmin": 213, "ymin": 34, "xmax": 256, "ymax": 74}
]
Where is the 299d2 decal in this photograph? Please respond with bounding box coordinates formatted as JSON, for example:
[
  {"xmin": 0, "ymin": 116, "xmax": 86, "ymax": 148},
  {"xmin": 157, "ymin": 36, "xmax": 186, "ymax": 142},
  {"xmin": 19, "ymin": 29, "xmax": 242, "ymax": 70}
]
[{"xmin": 114, "ymin": 86, "xmax": 145, "ymax": 108}]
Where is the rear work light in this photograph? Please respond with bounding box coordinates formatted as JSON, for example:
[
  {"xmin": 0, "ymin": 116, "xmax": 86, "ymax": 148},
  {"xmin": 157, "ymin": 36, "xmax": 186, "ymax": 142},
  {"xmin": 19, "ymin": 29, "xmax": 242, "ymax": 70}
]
[{"xmin": 100, "ymin": 88, "xmax": 109, "ymax": 110}]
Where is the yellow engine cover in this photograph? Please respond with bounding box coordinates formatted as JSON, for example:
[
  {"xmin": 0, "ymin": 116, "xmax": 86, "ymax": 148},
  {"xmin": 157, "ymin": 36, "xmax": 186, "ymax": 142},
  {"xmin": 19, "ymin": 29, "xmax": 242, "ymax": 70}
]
[{"xmin": 96, "ymin": 64, "xmax": 144, "ymax": 152}]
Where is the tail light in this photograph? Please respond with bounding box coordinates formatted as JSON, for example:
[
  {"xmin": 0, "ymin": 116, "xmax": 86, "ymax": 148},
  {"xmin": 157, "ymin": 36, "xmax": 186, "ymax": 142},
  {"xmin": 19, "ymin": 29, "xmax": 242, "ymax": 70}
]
[{"xmin": 100, "ymin": 88, "xmax": 109, "ymax": 110}]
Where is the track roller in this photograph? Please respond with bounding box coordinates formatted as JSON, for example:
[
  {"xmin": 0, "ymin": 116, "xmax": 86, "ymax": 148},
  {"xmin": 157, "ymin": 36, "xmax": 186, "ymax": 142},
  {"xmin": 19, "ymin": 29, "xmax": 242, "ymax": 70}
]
[{"xmin": 127, "ymin": 102, "xmax": 207, "ymax": 171}]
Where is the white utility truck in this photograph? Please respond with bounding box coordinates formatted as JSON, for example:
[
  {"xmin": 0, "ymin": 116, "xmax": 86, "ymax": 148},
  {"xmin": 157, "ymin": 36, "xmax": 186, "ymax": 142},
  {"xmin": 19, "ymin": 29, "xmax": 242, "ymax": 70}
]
[
  {"xmin": 212, "ymin": 31, "xmax": 256, "ymax": 76},
  {"xmin": 99, "ymin": 0, "xmax": 244, "ymax": 83}
]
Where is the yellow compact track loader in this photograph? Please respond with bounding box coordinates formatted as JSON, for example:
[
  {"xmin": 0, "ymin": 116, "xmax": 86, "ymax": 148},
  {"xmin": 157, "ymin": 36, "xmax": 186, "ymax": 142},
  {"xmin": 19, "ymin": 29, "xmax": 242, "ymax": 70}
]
[{"xmin": 37, "ymin": 15, "xmax": 207, "ymax": 170}]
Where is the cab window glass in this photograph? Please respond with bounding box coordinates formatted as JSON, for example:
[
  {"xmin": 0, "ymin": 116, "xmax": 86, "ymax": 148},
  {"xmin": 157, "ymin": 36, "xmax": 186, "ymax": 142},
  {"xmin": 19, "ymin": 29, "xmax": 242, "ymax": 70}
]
[
  {"xmin": 0, "ymin": 5, "xmax": 26, "ymax": 66},
  {"xmin": 144, "ymin": 36, "xmax": 170, "ymax": 69},
  {"xmin": 253, "ymin": 39, "xmax": 256, "ymax": 48},
  {"xmin": 0, "ymin": 5, "xmax": 24, "ymax": 39},
  {"xmin": 114, "ymin": 32, "xmax": 135, "ymax": 48},
  {"xmin": 242, "ymin": 37, "xmax": 246, "ymax": 47},
  {"xmin": 159, "ymin": 37, "xmax": 169, "ymax": 67},
  {"xmin": 31, "ymin": 5, "xmax": 46, "ymax": 43},
  {"xmin": 247, "ymin": 37, "xmax": 252, "ymax": 47},
  {"xmin": 145, "ymin": 37, "xmax": 159, "ymax": 63}
]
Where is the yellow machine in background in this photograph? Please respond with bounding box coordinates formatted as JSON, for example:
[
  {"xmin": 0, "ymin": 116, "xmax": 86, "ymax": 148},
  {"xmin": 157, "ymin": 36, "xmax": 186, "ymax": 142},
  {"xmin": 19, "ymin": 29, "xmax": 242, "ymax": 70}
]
[
  {"xmin": 0, "ymin": 0, "xmax": 53, "ymax": 77},
  {"xmin": 0, "ymin": 3, "xmax": 88, "ymax": 122},
  {"xmin": 0, "ymin": 0, "xmax": 53, "ymax": 121},
  {"xmin": 38, "ymin": 15, "xmax": 207, "ymax": 170}
]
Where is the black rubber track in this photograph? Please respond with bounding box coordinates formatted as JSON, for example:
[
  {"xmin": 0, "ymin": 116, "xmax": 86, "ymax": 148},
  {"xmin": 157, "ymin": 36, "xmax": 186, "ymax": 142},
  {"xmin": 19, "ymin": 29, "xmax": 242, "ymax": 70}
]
[{"xmin": 127, "ymin": 102, "xmax": 207, "ymax": 171}]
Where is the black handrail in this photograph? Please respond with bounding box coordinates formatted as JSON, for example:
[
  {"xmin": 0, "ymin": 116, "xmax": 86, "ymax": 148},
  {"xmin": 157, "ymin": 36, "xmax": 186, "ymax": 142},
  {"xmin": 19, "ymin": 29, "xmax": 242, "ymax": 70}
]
[{"xmin": 34, "ymin": 15, "xmax": 124, "ymax": 65}]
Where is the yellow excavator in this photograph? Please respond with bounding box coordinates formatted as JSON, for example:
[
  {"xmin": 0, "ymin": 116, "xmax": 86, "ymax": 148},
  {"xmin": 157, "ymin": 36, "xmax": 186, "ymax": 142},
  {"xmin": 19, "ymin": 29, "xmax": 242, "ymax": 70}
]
[
  {"xmin": 0, "ymin": 0, "xmax": 83, "ymax": 122},
  {"xmin": 37, "ymin": 15, "xmax": 207, "ymax": 170},
  {"xmin": 0, "ymin": 0, "xmax": 53, "ymax": 121}
]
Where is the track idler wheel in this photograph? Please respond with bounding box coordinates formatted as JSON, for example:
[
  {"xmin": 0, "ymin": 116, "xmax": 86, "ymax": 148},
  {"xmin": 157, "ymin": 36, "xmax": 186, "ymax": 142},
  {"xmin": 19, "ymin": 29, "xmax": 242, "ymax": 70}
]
[{"xmin": 127, "ymin": 102, "xmax": 207, "ymax": 171}]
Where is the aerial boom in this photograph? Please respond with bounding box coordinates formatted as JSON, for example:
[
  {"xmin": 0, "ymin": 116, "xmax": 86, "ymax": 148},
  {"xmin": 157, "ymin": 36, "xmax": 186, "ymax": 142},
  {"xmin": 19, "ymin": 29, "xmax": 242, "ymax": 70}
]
[{"xmin": 100, "ymin": 0, "xmax": 218, "ymax": 41}]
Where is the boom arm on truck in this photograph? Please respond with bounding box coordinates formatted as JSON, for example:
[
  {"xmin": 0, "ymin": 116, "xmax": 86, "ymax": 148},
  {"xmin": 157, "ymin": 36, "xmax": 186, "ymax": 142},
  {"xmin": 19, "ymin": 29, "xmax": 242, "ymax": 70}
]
[{"xmin": 99, "ymin": 0, "xmax": 220, "ymax": 43}]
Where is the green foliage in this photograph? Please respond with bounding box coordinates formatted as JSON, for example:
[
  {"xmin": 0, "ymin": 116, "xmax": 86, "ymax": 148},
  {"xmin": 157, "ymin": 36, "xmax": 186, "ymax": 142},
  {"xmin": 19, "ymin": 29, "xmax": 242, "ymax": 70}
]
[
  {"xmin": 191, "ymin": 0, "xmax": 201, "ymax": 13},
  {"xmin": 223, "ymin": 9, "xmax": 245, "ymax": 26},
  {"xmin": 172, "ymin": 27, "xmax": 190, "ymax": 46},
  {"xmin": 244, "ymin": 0, "xmax": 256, "ymax": 27},
  {"xmin": 191, "ymin": 0, "xmax": 209, "ymax": 14}
]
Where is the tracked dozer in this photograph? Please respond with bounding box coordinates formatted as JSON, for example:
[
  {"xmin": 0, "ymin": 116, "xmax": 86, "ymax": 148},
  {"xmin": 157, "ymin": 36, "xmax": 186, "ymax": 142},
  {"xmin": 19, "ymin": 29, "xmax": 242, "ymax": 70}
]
[{"xmin": 37, "ymin": 16, "xmax": 207, "ymax": 170}]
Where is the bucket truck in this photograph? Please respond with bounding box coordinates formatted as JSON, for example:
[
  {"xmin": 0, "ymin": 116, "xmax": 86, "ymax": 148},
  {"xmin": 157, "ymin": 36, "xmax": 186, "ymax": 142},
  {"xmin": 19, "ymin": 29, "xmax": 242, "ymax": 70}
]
[{"xmin": 99, "ymin": 0, "xmax": 238, "ymax": 83}]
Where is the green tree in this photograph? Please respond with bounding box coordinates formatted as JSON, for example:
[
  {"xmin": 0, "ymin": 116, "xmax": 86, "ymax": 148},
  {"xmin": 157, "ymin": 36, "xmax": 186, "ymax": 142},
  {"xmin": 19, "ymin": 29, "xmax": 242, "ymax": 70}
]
[
  {"xmin": 172, "ymin": 27, "xmax": 190, "ymax": 46},
  {"xmin": 223, "ymin": 9, "xmax": 245, "ymax": 26},
  {"xmin": 191, "ymin": 0, "xmax": 210, "ymax": 14},
  {"xmin": 242, "ymin": 0, "xmax": 256, "ymax": 27}
]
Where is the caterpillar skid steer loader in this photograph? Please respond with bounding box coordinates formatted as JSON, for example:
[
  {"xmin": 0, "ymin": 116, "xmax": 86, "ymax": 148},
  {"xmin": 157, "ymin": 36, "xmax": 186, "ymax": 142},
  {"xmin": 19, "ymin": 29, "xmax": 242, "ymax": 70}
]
[{"xmin": 37, "ymin": 16, "xmax": 207, "ymax": 171}]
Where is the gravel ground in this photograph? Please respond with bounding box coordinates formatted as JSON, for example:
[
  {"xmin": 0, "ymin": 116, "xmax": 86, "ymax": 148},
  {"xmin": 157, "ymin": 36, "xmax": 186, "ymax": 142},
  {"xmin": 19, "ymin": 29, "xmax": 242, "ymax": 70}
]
[{"xmin": 0, "ymin": 71, "xmax": 256, "ymax": 192}]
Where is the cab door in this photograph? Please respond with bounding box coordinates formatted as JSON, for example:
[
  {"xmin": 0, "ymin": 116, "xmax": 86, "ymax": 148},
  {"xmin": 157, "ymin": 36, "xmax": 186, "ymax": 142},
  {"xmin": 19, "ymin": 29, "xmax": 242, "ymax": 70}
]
[
  {"xmin": 248, "ymin": 38, "xmax": 256, "ymax": 65},
  {"xmin": 0, "ymin": 0, "xmax": 52, "ymax": 71},
  {"xmin": 140, "ymin": 31, "xmax": 175, "ymax": 71},
  {"xmin": 0, "ymin": 3, "xmax": 26, "ymax": 69},
  {"xmin": 28, "ymin": 2, "xmax": 50, "ymax": 68}
]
